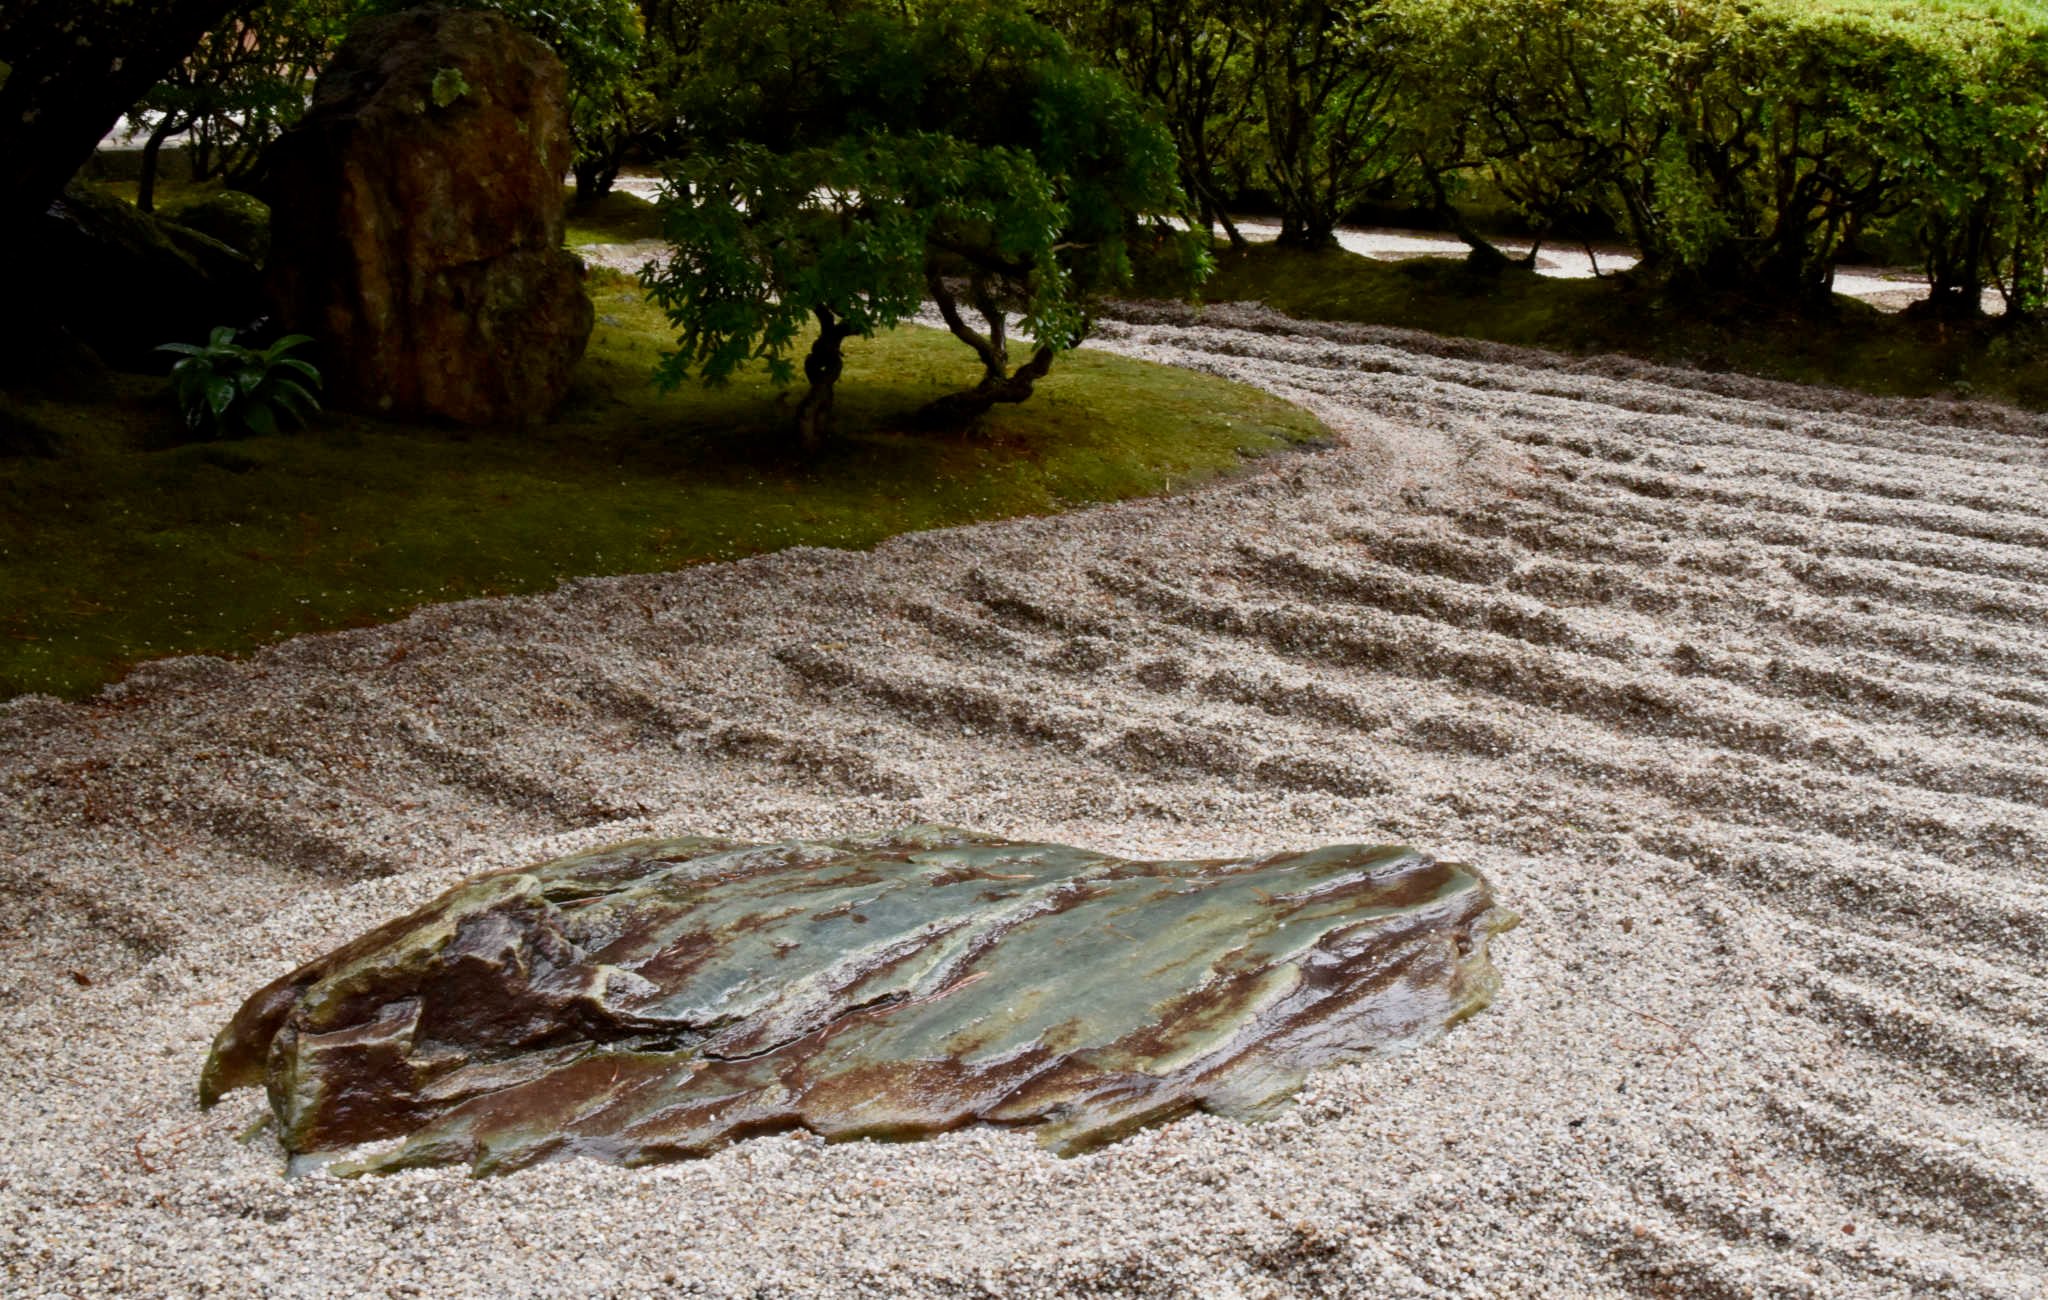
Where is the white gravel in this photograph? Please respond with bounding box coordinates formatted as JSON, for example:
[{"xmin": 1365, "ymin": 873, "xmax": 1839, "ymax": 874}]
[
  {"xmin": 1221, "ymin": 219, "xmax": 2003, "ymax": 316},
  {"xmin": 3, "ymin": 303, "xmax": 2046, "ymax": 1297}
]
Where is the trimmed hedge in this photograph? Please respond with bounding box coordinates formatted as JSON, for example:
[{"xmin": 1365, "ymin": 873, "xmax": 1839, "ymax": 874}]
[
  {"xmin": 1387, "ymin": 0, "xmax": 2048, "ymax": 311},
  {"xmin": 1057, "ymin": 0, "xmax": 2048, "ymax": 315}
]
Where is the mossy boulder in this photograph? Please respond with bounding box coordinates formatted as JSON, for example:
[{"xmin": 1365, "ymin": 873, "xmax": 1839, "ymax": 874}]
[
  {"xmin": 202, "ymin": 827, "xmax": 1516, "ymax": 1176},
  {"xmin": 266, "ymin": 8, "xmax": 592, "ymax": 424},
  {"xmin": 160, "ymin": 190, "xmax": 271, "ymax": 265},
  {"xmin": 35, "ymin": 184, "xmax": 261, "ymax": 369}
]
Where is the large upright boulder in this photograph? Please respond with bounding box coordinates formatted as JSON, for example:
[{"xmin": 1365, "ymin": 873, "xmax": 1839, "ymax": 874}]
[{"xmin": 266, "ymin": 8, "xmax": 592, "ymax": 424}]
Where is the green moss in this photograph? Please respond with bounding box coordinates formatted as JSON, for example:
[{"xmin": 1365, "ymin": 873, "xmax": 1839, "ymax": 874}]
[
  {"xmin": 159, "ymin": 189, "xmax": 271, "ymax": 263},
  {"xmin": 1174, "ymin": 243, "xmax": 2048, "ymax": 409},
  {"xmin": 430, "ymin": 67, "xmax": 472, "ymax": 109},
  {"xmin": 86, "ymin": 175, "xmax": 218, "ymax": 209},
  {"xmin": 0, "ymin": 271, "xmax": 1325, "ymax": 701}
]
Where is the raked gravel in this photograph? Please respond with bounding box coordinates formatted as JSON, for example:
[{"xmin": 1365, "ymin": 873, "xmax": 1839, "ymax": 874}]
[{"xmin": 3, "ymin": 302, "xmax": 2046, "ymax": 1297}]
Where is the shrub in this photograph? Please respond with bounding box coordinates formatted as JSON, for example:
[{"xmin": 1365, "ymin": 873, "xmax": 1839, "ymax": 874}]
[
  {"xmin": 1887, "ymin": 16, "xmax": 2048, "ymax": 319},
  {"xmin": 158, "ymin": 327, "xmax": 322, "ymax": 437},
  {"xmin": 1247, "ymin": 0, "xmax": 1414, "ymax": 250}
]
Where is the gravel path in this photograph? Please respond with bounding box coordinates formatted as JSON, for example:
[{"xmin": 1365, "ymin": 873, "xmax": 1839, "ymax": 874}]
[{"xmin": 3, "ymin": 304, "xmax": 2046, "ymax": 1297}]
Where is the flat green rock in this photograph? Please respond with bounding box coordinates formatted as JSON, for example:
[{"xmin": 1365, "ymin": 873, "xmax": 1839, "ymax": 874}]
[{"xmin": 201, "ymin": 827, "xmax": 1516, "ymax": 1176}]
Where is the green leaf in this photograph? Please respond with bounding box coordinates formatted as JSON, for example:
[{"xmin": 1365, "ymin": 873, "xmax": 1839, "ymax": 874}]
[
  {"xmin": 272, "ymin": 380, "xmax": 321, "ymax": 417},
  {"xmin": 204, "ymin": 376, "xmax": 236, "ymax": 417},
  {"xmin": 242, "ymin": 403, "xmax": 279, "ymax": 437},
  {"xmin": 269, "ymin": 400, "xmax": 309, "ymax": 429},
  {"xmin": 272, "ymin": 357, "xmax": 323, "ymax": 387}
]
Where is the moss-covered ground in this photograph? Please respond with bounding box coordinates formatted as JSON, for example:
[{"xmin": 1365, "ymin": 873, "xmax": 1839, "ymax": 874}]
[
  {"xmin": 1, "ymin": 269, "xmax": 1326, "ymax": 701},
  {"xmin": 1171, "ymin": 243, "xmax": 2048, "ymax": 409},
  {"xmin": 563, "ymin": 189, "xmax": 664, "ymax": 247}
]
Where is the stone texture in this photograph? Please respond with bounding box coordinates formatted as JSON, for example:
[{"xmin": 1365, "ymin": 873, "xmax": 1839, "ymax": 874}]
[
  {"xmin": 201, "ymin": 827, "xmax": 1515, "ymax": 1177},
  {"xmin": 265, "ymin": 8, "xmax": 592, "ymax": 424}
]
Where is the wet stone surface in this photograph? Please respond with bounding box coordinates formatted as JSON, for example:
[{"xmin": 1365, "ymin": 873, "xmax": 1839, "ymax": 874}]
[{"xmin": 201, "ymin": 827, "xmax": 1515, "ymax": 1176}]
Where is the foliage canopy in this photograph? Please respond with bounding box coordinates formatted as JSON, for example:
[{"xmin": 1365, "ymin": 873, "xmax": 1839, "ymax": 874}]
[
  {"xmin": 1050, "ymin": 0, "xmax": 2048, "ymax": 314},
  {"xmin": 642, "ymin": 0, "xmax": 1195, "ymax": 442}
]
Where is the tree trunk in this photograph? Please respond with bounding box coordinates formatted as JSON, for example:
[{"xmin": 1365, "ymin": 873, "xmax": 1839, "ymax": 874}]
[
  {"xmin": 1275, "ymin": 211, "xmax": 1336, "ymax": 250},
  {"xmin": 572, "ymin": 152, "xmax": 624, "ymax": 207},
  {"xmin": 1188, "ymin": 175, "xmax": 1248, "ymax": 251},
  {"xmin": 913, "ymin": 346, "xmax": 1057, "ymax": 430},
  {"xmin": 917, "ymin": 268, "xmax": 1062, "ymax": 430},
  {"xmin": 136, "ymin": 113, "xmax": 188, "ymax": 214},
  {"xmin": 0, "ymin": 0, "xmax": 241, "ymax": 241},
  {"xmin": 1425, "ymin": 171, "xmax": 1511, "ymax": 275},
  {"xmin": 1913, "ymin": 206, "xmax": 1988, "ymax": 322},
  {"xmin": 1759, "ymin": 240, "xmax": 1825, "ymax": 308},
  {"xmin": 794, "ymin": 308, "xmax": 853, "ymax": 452},
  {"xmin": 1215, "ymin": 205, "xmax": 1247, "ymax": 252}
]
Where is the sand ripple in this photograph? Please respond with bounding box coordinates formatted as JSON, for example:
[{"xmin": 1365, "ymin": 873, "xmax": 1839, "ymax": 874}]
[{"xmin": 2, "ymin": 305, "xmax": 2044, "ymax": 1296}]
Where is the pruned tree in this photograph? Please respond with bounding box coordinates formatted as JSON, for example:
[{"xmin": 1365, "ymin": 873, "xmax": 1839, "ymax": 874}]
[
  {"xmin": 643, "ymin": 0, "xmax": 1195, "ymax": 440},
  {"xmin": 1389, "ymin": 0, "xmax": 1975, "ymax": 305},
  {"xmin": 1883, "ymin": 13, "xmax": 2048, "ymax": 321},
  {"xmin": 1636, "ymin": 3, "xmax": 1911, "ymax": 300},
  {"xmin": 910, "ymin": 135, "xmax": 1098, "ymax": 429},
  {"xmin": 1393, "ymin": 0, "xmax": 1666, "ymax": 273},
  {"xmin": 646, "ymin": 140, "xmax": 928, "ymax": 448},
  {"xmin": 1248, "ymin": 0, "xmax": 1410, "ymax": 249},
  {"xmin": 1043, "ymin": 0, "xmax": 1260, "ymax": 249},
  {"xmin": 570, "ymin": 0, "xmax": 712, "ymax": 203}
]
